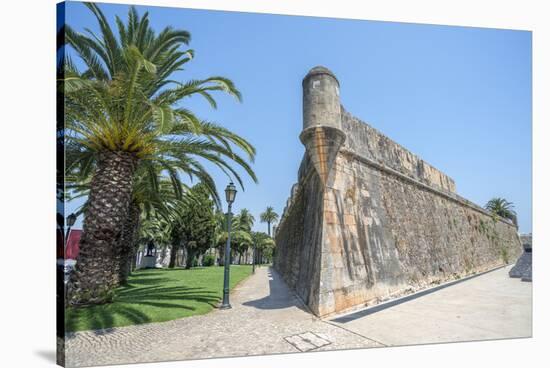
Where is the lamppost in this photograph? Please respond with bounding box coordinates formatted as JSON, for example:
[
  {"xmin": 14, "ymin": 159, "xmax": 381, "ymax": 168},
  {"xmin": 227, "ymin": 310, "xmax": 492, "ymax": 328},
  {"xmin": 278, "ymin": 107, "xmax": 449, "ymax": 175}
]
[{"xmin": 220, "ymin": 182, "xmax": 237, "ymax": 309}]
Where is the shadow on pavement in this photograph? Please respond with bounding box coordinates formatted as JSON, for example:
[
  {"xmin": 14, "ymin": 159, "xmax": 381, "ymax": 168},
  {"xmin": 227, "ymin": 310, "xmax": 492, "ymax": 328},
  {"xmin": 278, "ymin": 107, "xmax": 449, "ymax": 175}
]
[{"xmin": 242, "ymin": 267, "xmax": 310, "ymax": 313}]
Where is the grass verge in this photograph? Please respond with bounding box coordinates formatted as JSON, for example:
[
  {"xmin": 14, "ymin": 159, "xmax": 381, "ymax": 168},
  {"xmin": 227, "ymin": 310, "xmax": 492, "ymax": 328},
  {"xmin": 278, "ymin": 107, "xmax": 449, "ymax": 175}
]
[{"xmin": 66, "ymin": 265, "xmax": 252, "ymax": 332}]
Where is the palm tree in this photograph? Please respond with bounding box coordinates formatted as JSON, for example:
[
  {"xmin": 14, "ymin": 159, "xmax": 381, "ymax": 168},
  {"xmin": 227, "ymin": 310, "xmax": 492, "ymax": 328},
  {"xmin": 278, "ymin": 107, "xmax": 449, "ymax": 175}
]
[
  {"xmin": 235, "ymin": 209, "xmax": 255, "ymax": 232},
  {"xmin": 485, "ymin": 197, "xmax": 517, "ymax": 225},
  {"xmin": 233, "ymin": 209, "xmax": 255, "ymax": 263},
  {"xmin": 251, "ymin": 231, "xmax": 275, "ymax": 265},
  {"xmin": 137, "ymin": 213, "xmax": 171, "ymax": 266},
  {"xmin": 65, "ymin": 164, "xmax": 193, "ymax": 284},
  {"xmin": 214, "ymin": 210, "xmax": 253, "ymax": 265},
  {"xmin": 236, "ymin": 210, "xmax": 255, "ymax": 255},
  {"xmin": 121, "ymin": 170, "xmax": 196, "ymax": 279},
  {"xmin": 62, "ymin": 3, "xmax": 257, "ymax": 305},
  {"xmin": 260, "ymin": 206, "xmax": 279, "ymax": 237}
]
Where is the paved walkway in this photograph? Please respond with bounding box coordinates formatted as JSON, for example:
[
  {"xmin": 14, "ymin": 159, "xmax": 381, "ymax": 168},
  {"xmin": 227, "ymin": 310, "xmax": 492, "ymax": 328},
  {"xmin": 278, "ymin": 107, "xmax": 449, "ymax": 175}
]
[
  {"xmin": 65, "ymin": 267, "xmax": 381, "ymax": 367},
  {"xmin": 328, "ymin": 266, "xmax": 532, "ymax": 346},
  {"xmin": 65, "ymin": 265, "xmax": 531, "ymax": 367}
]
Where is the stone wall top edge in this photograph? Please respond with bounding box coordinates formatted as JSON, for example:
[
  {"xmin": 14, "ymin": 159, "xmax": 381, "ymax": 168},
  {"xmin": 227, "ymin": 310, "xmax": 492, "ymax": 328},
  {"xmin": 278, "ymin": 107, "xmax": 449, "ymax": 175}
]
[
  {"xmin": 339, "ymin": 105, "xmax": 456, "ymax": 187},
  {"xmin": 340, "ymin": 148, "xmax": 516, "ymax": 229}
]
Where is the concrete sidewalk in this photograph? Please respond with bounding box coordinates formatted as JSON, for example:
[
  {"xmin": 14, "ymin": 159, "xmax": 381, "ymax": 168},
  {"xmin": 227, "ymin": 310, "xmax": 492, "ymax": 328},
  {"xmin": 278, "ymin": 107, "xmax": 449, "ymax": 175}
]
[
  {"xmin": 328, "ymin": 265, "xmax": 532, "ymax": 346},
  {"xmin": 65, "ymin": 265, "xmax": 531, "ymax": 367}
]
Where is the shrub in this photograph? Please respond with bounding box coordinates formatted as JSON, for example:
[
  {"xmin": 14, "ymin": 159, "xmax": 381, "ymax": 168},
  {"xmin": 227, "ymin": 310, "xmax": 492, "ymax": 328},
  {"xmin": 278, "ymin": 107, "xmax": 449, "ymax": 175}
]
[
  {"xmin": 501, "ymin": 246, "xmax": 509, "ymax": 264},
  {"xmin": 203, "ymin": 254, "xmax": 215, "ymax": 267}
]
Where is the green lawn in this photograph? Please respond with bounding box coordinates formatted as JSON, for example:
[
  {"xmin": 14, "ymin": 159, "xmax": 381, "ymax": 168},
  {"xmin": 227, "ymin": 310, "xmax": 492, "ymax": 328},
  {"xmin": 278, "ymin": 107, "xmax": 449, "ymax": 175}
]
[{"xmin": 66, "ymin": 265, "xmax": 252, "ymax": 332}]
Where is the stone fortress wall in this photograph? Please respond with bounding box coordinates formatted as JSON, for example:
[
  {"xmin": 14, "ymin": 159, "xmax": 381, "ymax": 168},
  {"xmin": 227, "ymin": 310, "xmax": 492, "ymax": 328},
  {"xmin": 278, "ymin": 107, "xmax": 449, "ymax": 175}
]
[{"xmin": 274, "ymin": 66, "xmax": 522, "ymax": 317}]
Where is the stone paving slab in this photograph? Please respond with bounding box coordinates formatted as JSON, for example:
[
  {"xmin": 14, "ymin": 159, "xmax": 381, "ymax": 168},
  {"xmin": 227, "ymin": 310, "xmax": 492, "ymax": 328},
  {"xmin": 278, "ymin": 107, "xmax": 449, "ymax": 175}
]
[
  {"xmin": 65, "ymin": 267, "xmax": 381, "ymax": 367},
  {"xmin": 284, "ymin": 331, "xmax": 332, "ymax": 351}
]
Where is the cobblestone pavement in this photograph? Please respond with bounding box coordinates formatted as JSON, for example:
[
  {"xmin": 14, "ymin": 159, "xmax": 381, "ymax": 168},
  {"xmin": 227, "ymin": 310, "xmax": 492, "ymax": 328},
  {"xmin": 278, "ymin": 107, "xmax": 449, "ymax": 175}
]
[{"xmin": 65, "ymin": 267, "xmax": 382, "ymax": 367}]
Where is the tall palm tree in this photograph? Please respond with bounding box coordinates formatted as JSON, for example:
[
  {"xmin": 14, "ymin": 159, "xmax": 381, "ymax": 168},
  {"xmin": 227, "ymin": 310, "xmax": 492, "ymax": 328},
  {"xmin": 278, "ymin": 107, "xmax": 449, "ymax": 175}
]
[
  {"xmin": 214, "ymin": 210, "xmax": 253, "ymax": 265},
  {"xmin": 235, "ymin": 209, "xmax": 255, "ymax": 232},
  {"xmin": 232, "ymin": 209, "xmax": 255, "ymax": 263},
  {"xmin": 62, "ymin": 3, "xmax": 257, "ymax": 305},
  {"xmin": 137, "ymin": 212, "xmax": 171, "ymax": 264},
  {"xmin": 251, "ymin": 231, "xmax": 275, "ymax": 266},
  {"xmin": 120, "ymin": 170, "xmax": 196, "ymax": 280},
  {"xmin": 65, "ymin": 163, "xmax": 193, "ymax": 284},
  {"xmin": 260, "ymin": 206, "xmax": 279, "ymax": 237},
  {"xmin": 485, "ymin": 198, "xmax": 517, "ymax": 225}
]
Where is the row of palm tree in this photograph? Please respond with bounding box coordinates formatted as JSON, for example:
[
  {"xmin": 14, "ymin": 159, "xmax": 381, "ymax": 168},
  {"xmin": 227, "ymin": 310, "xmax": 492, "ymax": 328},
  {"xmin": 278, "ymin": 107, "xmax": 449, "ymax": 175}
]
[
  {"xmin": 61, "ymin": 3, "xmax": 259, "ymax": 306},
  {"xmin": 133, "ymin": 203, "xmax": 278, "ymax": 269},
  {"xmin": 185, "ymin": 206, "xmax": 277, "ymax": 266},
  {"xmin": 223, "ymin": 208, "xmax": 278, "ymax": 265}
]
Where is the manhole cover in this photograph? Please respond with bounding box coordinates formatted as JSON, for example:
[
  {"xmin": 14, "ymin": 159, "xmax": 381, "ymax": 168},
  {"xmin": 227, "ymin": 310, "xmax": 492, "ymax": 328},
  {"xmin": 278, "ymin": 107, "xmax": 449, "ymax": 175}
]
[{"xmin": 284, "ymin": 332, "xmax": 332, "ymax": 352}]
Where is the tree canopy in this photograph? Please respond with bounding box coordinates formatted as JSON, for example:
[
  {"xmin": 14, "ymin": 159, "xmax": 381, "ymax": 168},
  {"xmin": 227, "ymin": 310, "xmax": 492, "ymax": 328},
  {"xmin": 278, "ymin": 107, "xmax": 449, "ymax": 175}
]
[{"xmin": 485, "ymin": 197, "xmax": 517, "ymax": 225}]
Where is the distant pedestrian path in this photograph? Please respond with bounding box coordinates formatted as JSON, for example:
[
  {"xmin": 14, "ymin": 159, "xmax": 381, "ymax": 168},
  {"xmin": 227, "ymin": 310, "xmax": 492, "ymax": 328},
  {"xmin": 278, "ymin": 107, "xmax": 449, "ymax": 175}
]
[{"xmin": 65, "ymin": 265, "xmax": 531, "ymax": 367}]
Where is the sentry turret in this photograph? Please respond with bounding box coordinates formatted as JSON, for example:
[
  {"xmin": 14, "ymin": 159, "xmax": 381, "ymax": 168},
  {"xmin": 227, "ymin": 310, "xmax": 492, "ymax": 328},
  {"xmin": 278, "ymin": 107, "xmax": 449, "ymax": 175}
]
[{"xmin": 300, "ymin": 66, "xmax": 346, "ymax": 185}]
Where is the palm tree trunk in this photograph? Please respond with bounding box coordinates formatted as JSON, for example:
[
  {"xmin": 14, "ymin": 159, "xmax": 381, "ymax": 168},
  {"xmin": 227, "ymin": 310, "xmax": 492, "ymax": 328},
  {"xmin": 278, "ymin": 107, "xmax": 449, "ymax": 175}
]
[
  {"xmin": 131, "ymin": 249, "xmax": 139, "ymax": 271},
  {"xmin": 118, "ymin": 200, "xmax": 140, "ymax": 284},
  {"xmin": 168, "ymin": 245, "xmax": 177, "ymax": 268},
  {"xmin": 218, "ymin": 245, "xmax": 224, "ymax": 266},
  {"xmin": 69, "ymin": 151, "xmax": 138, "ymax": 306},
  {"xmin": 267, "ymin": 220, "xmax": 271, "ymax": 237},
  {"xmin": 185, "ymin": 247, "xmax": 195, "ymax": 269},
  {"xmin": 260, "ymin": 249, "xmax": 263, "ymax": 265},
  {"xmin": 169, "ymin": 231, "xmax": 182, "ymax": 268},
  {"xmin": 178, "ymin": 246, "xmax": 186, "ymax": 267},
  {"xmin": 169, "ymin": 242, "xmax": 179, "ymax": 268}
]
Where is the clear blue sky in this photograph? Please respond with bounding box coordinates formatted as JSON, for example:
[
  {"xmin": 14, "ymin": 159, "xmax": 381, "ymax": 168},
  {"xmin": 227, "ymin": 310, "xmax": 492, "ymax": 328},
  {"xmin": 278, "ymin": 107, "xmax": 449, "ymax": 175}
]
[{"xmin": 63, "ymin": 1, "xmax": 532, "ymax": 233}]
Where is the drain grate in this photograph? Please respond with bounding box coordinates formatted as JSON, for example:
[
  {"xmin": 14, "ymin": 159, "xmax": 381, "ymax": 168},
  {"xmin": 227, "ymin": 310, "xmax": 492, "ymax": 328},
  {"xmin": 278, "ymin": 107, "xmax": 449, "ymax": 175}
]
[{"xmin": 284, "ymin": 332, "xmax": 332, "ymax": 352}]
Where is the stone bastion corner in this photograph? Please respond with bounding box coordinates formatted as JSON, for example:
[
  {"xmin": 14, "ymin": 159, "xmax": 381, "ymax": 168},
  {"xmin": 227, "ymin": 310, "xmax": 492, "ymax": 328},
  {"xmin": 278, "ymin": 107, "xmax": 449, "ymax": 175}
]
[{"xmin": 273, "ymin": 66, "xmax": 522, "ymax": 317}]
